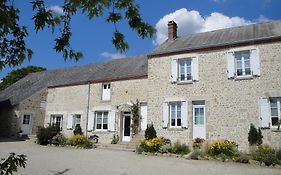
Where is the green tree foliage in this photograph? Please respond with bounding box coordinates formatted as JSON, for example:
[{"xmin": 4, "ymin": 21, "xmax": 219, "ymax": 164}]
[
  {"xmin": 131, "ymin": 100, "xmax": 140, "ymax": 135},
  {"xmin": 248, "ymin": 124, "xmax": 263, "ymax": 146},
  {"xmin": 0, "ymin": 66, "xmax": 46, "ymax": 90},
  {"xmin": 0, "ymin": 153, "xmax": 27, "ymax": 175},
  {"xmin": 145, "ymin": 124, "xmax": 157, "ymax": 140},
  {"xmin": 0, "ymin": 0, "xmax": 156, "ymax": 70}
]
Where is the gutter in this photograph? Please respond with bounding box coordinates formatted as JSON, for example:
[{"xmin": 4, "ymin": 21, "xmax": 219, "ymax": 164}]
[{"xmin": 85, "ymin": 82, "xmax": 91, "ymax": 138}]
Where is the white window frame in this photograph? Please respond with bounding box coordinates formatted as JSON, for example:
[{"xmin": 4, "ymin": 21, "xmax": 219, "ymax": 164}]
[
  {"xmin": 95, "ymin": 111, "xmax": 109, "ymax": 131},
  {"xmin": 234, "ymin": 50, "xmax": 252, "ymax": 78},
  {"xmin": 270, "ymin": 98, "xmax": 281, "ymax": 128},
  {"xmin": 73, "ymin": 114, "xmax": 81, "ymax": 129},
  {"xmin": 50, "ymin": 114, "xmax": 63, "ymax": 129},
  {"xmin": 102, "ymin": 83, "xmax": 111, "ymax": 101},
  {"xmin": 193, "ymin": 104, "xmax": 205, "ymax": 126},
  {"xmin": 169, "ymin": 102, "xmax": 182, "ymax": 128},
  {"xmin": 178, "ymin": 58, "xmax": 192, "ymax": 82}
]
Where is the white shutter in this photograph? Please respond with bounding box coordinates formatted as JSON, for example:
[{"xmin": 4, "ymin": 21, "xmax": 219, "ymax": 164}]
[
  {"xmin": 87, "ymin": 111, "xmax": 95, "ymax": 131},
  {"xmin": 250, "ymin": 48, "xmax": 261, "ymax": 76},
  {"xmin": 181, "ymin": 101, "xmax": 188, "ymax": 128},
  {"xmin": 108, "ymin": 110, "xmax": 116, "ymax": 131},
  {"xmin": 259, "ymin": 97, "xmax": 271, "ymax": 128},
  {"xmin": 162, "ymin": 102, "xmax": 169, "ymax": 128},
  {"xmin": 226, "ymin": 51, "xmax": 235, "ymax": 79},
  {"xmin": 67, "ymin": 114, "xmax": 73, "ymax": 129},
  {"xmin": 171, "ymin": 59, "xmax": 178, "ymax": 83},
  {"xmin": 140, "ymin": 105, "xmax": 148, "ymax": 131},
  {"xmin": 192, "ymin": 57, "xmax": 199, "ymax": 81}
]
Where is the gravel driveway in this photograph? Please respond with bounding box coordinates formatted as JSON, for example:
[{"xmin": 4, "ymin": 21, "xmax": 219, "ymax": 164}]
[{"xmin": 0, "ymin": 139, "xmax": 280, "ymax": 175}]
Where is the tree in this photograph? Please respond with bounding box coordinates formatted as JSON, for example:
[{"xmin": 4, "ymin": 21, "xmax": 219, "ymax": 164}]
[
  {"xmin": 0, "ymin": 153, "xmax": 27, "ymax": 174},
  {"xmin": 0, "ymin": 0, "xmax": 155, "ymax": 70},
  {"xmin": 0, "ymin": 66, "xmax": 46, "ymax": 90},
  {"xmin": 248, "ymin": 124, "xmax": 263, "ymax": 146}
]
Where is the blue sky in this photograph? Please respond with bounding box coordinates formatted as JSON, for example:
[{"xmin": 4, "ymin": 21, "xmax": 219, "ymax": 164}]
[{"xmin": 1, "ymin": 0, "xmax": 281, "ymax": 79}]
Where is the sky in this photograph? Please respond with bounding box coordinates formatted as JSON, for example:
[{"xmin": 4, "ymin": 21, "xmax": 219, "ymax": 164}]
[{"xmin": 1, "ymin": 0, "xmax": 281, "ymax": 79}]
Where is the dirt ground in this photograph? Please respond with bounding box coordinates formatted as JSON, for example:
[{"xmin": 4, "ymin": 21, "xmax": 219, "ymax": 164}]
[{"xmin": 0, "ymin": 140, "xmax": 280, "ymax": 175}]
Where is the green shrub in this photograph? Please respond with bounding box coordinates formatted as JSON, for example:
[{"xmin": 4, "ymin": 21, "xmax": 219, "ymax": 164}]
[
  {"xmin": 68, "ymin": 134, "xmax": 93, "ymax": 149},
  {"xmin": 190, "ymin": 149, "xmax": 204, "ymax": 160},
  {"xmin": 136, "ymin": 145, "xmax": 144, "ymax": 154},
  {"xmin": 276, "ymin": 148, "xmax": 281, "ymax": 161},
  {"xmin": 36, "ymin": 125, "xmax": 60, "ymax": 145},
  {"xmin": 206, "ymin": 139, "xmax": 238, "ymax": 158},
  {"xmin": 160, "ymin": 137, "xmax": 171, "ymax": 145},
  {"xmin": 0, "ymin": 153, "xmax": 27, "ymax": 175},
  {"xmin": 235, "ymin": 153, "xmax": 250, "ymax": 163},
  {"xmin": 145, "ymin": 124, "xmax": 157, "ymax": 140},
  {"xmin": 139, "ymin": 137, "xmax": 164, "ymax": 152},
  {"xmin": 172, "ymin": 141, "xmax": 190, "ymax": 155},
  {"xmin": 159, "ymin": 144, "xmax": 173, "ymax": 154},
  {"xmin": 248, "ymin": 124, "xmax": 263, "ymax": 146},
  {"xmin": 192, "ymin": 137, "xmax": 205, "ymax": 150},
  {"xmin": 52, "ymin": 133, "xmax": 67, "ymax": 146},
  {"xmin": 73, "ymin": 124, "xmax": 83, "ymax": 135},
  {"xmin": 252, "ymin": 145, "xmax": 278, "ymax": 166},
  {"xmin": 111, "ymin": 134, "xmax": 119, "ymax": 144}
]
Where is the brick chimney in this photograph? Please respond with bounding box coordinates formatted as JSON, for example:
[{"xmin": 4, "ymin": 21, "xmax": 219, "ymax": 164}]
[{"xmin": 168, "ymin": 21, "xmax": 177, "ymax": 40}]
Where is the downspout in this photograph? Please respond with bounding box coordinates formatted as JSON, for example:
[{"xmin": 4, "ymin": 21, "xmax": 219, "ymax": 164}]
[{"xmin": 85, "ymin": 82, "xmax": 91, "ymax": 138}]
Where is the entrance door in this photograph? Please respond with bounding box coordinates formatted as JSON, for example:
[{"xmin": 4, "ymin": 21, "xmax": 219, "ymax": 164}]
[
  {"xmin": 193, "ymin": 105, "xmax": 206, "ymax": 139},
  {"xmin": 21, "ymin": 114, "xmax": 33, "ymax": 135},
  {"xmin": 122, "ymin": 112, "xmax": 131, "ymax": 142}
]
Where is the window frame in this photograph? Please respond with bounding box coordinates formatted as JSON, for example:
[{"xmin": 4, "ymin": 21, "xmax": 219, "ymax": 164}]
[
  {"xmin": 270, "ymin": 98, "xmax": 281, "ymax": 128},
  {"xmin": 101, "ymin": 83, "xmax": 111, "ymax": 101},
  {"xmin": 234, "ymin": 50, "xmax": 252, "ymax": 78},
  {"xmin": 193, "ymin": 104, "xmax": 205, "ymax": 126},
  {"xmin": 95, "ymin": 111, "xmax": 109, "ymax": 131},
  {"xmin": 50, "ymin": 114, "xmax": 63, "ymax": 130},
  {"xmin": 169, "ymin": 101, "xmax": 182, "ymax": 128},
  {"xmin": 22, "ymin": 114, "xmax": 31, "ymax": 125},
  {"xmin": 178, "ymin": 58, "xmax": 193, "ymax": 82},
  {"xmin": 72, "ymin": 114, "xmax": 81, "ymax": 129}
]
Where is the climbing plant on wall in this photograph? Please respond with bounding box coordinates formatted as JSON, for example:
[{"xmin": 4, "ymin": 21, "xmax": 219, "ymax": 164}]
[{"xmin": 131, "ymin": 100, "xmax": 140, "ymax": 135}]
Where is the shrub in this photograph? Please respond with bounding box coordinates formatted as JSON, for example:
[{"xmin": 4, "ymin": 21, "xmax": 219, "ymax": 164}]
[
  {"xmin": 52, "ymin": 133, "xmax": 67, "ymax": 146},
  {"xmin": 36, "ymin": 125, "xmax": 60, "ymax": 145},
  {"xmin": 73, "ymin": 124, "xmax": 83, "ymax": 135},
  {"xmin": 139, "ymin": 137, "xmax": 164, "ymax": 152},
  {"xmin": 160, "ymin": 137, "xmax": 171, "ymax": 145},
  {"xmin": 248, "ymin": 124, "xmax": 263, "ymax": 146},
  {"xmin": 159, "ymin": 144, "xmax": 173, "ymax": 154},
  {"xmin": 206, "ymin": 139, "xmax": 238, "ymax": 158},
  {"xmin": 276, "ymin": 148, "xmax": 281, "ymax": 161},
  {"xmin": 0, "ymin": 153, "xmax": 27, "ymax": 175},
  {"xmin": 145, "ymin": 124, "xmax": 157, "ymax": 140},
  {"xmin": 190, "ymin": 149, "xmax": 203, "ymax": 160},
  {"xmin": 68, "ymin": 134, "xmax": 93, "ymax": 149},
  {"xmin": 235, "ymin": 153, "xmax": 250, "ymax": 163},
  {"xmin": 136, "ymin": 145, "xmax": 144, "ymax": 154},
  {"xmin": 252, "ymin": 145, "xmax": 278, "ymax": 166},
  {"xmin": 111, "ymin": 134, "xmax": 119, "ymax": 144},
  {"xmin": 192, "ymin": 137, "xmax": 205, "ymax": 150},
  {"xmin": 89, "ymin": 134, "xmax": 99, "ymax": 143},
  {"xmin": 172, "ymin": 141, "xmax": 190, "ymax": 155}
]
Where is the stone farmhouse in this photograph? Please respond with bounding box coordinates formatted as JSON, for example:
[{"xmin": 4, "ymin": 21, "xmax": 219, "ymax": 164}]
[{"xmin": 0, "ymin": 20, "xmax": 281, "ymax": 151}]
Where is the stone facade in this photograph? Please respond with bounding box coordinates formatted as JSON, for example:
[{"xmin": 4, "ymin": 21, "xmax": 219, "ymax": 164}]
[
  {"xmin": 148, "ymin": 42, "xmax": 281, "ymax": 151},
  {"xmin": 45, "ymin": 78, "xmax": 148, "ymax": 144}
]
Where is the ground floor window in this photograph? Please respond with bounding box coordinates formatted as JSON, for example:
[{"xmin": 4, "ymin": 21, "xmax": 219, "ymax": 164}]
[
  {"xmin": 73, "ymin": 114, "xmax": 81, "ymax": 128},
  {"xmin": 96, "ymin": 111, "xmax": 108, "ymax": 130},
  {"xmin": 169, "ymin": 102, "xmax": 181, "ymax": 127},
  {"xmin": 270, "ymin": 98, "xmax": 281, "ymax": 127},
  {"xmin": 50, "ymin": 115, "xmax": 63, "ymax": 129},
  {"xmin": 23, "ymin": 115, "xmax": 31, "ymax": 124}
]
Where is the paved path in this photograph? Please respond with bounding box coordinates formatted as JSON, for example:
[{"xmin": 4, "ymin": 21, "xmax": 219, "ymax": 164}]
[{"xmin": 0, "ymin": 140, "xmax": 280, "ymax": 175}]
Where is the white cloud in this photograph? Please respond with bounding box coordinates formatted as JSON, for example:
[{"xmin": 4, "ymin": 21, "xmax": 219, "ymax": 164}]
[
  {"xmin": 257, "ymin": 15, "xmax": 270, "ymax": 22},
  {"xmin": 153, "ymin": 8, "xmax": 253, "ymax": 45},
  {"xmin": 48, "ymin": 5, "xmax": 64, "ymax": 15},
  {"xmin": 100, "ymin": 52, "xmax": 125, "ymax": 59}
]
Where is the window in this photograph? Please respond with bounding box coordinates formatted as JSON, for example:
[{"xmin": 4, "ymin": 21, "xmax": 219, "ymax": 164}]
[
  {"xmin": 23, "ymin": 115, "xmax": 31, "ymax": 124},
  {"xmin": 73, "ymin": 114, "xmax": 81, "ymax": 128},
  {"xmin": 102, "ymin": 83, "xmax": 111, "ymax": 101},
  {"xmin": 95, "ymin": 111, "xmax": 108, "ymax": 130},
  {"xmin": 179, "ymin": 59, "xmax": 192, "ymax": 81},
  {"xmin": 169, "ymin": 102, "xmax": 181, "ymax": 127},
  {"xmin": 50, "ymin": 115, "xmax": 63, "ymax": 129},
  {"xmin": 235, "ymin": 51, "xmax": 251, "ymax": 76},
  {"xmin": 194, "ymin": 105, "xmax": 204, "ymax": 125},
  {"xmin": 270, "ymin": 98, "xmax": 281, "ymax": 127}
]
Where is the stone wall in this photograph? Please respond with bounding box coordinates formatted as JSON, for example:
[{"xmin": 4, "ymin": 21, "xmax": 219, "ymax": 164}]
[
  {"xmin": 45, "ymin": 78, "xmax": 148, "ymax": 144},
  {"xmin": 148, "ymin": 42, "xmax": 281, "ymax": 151}
]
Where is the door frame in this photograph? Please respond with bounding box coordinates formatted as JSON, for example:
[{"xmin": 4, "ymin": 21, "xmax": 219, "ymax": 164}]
[
  {"xmin": 192, "ymin": 104, "xmax": 206, "ymax": 139},
  {"xmin": 21, "ymin": 114, "xmax": 33, "ymax": 135},
  {"xmin": 122, "ymin": 112, "xmax": 131, "ymax": 142}
]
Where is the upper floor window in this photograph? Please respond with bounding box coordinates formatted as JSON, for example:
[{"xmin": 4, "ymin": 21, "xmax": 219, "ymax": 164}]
[
  {"xmin": 96, "ymin": 111, "xmax": 108, "ymax": 130},
  {"xmin": 50, "ymin": 115, "xmax": 63, "ymax": 129},
  {"xmin": 171, "ymin": 57, "xmax": 199, "ymax": 83},
  {"xmin": 102, "ymin": 83, "xmax": 111, "ymax": 101},
  {"xmin": 270, "ymin": 98, "xmax": 281, "ymax": 127},
  {"xmin": 226, "ymin": 48, "xmax": 260, "ymax": 79}
]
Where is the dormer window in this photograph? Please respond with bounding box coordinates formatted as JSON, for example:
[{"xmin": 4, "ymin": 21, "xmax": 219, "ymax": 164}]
[{"xmin": 102, "ymin": 83, "xmax": 111, "ymax": 101}]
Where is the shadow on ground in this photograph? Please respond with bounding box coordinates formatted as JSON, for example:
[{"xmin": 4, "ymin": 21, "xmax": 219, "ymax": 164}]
[
  {"xmin": 50, "ymin": 168, "xmax": 71, "ymax": 175},
  {"xmin": 0, "ymin": 136, "xmax": 30, "ymax": 142}
]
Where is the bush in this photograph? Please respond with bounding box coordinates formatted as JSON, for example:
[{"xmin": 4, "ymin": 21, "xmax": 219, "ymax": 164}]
[
  {"xmin": 36, "ymin": 125, "xmax": 60, "ymax": 145},
  {"xmin": 89, "ymin": 134, "xmax": 99, "ymax": 143},
  {"xmin": 248, "ymin": 124, "xmax": 263, "ymax": 146},
  {"xmin": 276, "ymin": 148, "xmax": 281, "ymax": 161},
  {"xmin": 206, "ymin": 139, "xmax": 238, "ymax": 158},
  {"xmin": 73, "ymin": 124, "xmax": 83, "ymax": 135},
  {"xmin": 192, "ymin": 137, "xmax": 205, "ymax": 150},
  {"xmin": 252, "ymin": 145, "xmax": 278, "ymax": 166},
  {"xmin": 139, "ymin": 137, "xmax": 164, "ymax": 152},
  {"xmin": 68, "ymin": 134, "xmax": 93, "ymax": 149},
  {"xmin": 235, "ymin": 153, "xmax": 250, "ymax": 164},
  {"xmin": 52, "ymin": 133, "xmax": 67, "ymax": 146},
  {"xmin": 160, "ymin": 137, "xmax": 171, "ymax": 145},
  {"xmin": 190, "ymin": 149, "xmax": 204, "ymax": 160},
  {"xmin": 145, "ymin": 124, "xmax": 157, "ymax": 140},
  {"xmin": 171, "ymin": 141, "xmax": 190, "ymax": 155},
  {"xmin": 111, "ymin": 134, "xmax": 119, "ymax": 144},
  {"xmin": 159, "ymin": 144, "xmax": 173, "ymax": 154}
]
